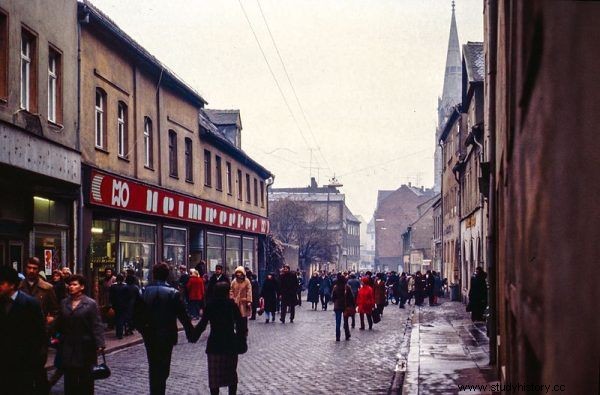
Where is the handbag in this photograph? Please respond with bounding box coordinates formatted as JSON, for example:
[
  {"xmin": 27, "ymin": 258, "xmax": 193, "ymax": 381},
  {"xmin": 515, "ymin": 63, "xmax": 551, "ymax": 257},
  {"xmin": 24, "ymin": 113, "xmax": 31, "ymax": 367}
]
[
  {"xmin": 257, "ymin": 297, "xmax": 265, "ymax": 316},
  {"xmin": 236, "ymin": 334, "xmax": 248, "ymax": 355},
  {"xmin": 372, "ymin": 307, "xmax": 381, "ymax": 324},
  {"xmin": 91, "ymin": 351, "xmax": 111, "ymax": 380}
]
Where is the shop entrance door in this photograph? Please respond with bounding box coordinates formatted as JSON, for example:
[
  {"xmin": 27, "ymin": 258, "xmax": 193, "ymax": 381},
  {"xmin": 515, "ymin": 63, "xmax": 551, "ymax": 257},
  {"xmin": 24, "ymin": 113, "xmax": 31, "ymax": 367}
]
[{"xmin": 0, "ymin": 239, "xmax": 24, "ymax": 271}]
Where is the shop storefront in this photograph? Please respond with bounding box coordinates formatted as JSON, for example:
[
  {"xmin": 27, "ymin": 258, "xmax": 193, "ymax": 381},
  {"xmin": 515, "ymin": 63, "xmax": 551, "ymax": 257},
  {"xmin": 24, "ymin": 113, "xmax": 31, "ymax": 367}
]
[
  {"xmin": 0, "ymin": 166, "xmax": 77, "ymax": 274},
  {"xmin": 84, "ymin": 167, "xmax": 268, "ymax": 295}
]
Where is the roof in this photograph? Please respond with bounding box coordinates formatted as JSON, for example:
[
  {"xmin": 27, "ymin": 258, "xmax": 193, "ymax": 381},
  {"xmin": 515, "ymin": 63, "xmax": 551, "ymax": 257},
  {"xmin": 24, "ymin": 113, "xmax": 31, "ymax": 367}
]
[
  {"xmin": 439, "ymin": 104, "xmax": 461, "ymax": 143},
  {"xmin": 198, "ymin": 109, "xmax": 218, "ymax": 134},
  {"xmin": 463, "ymin": 42, "xmax": 484, "ymax": 83},
  {"xmin": 204, "ymin": 109, "xmax": 242, "ymax": 129},
  {"xmin": 376, "ymin": 190, "xmax": 395, "ymax": 204},
  {"xmin": 344, "ymin": 205, "xmax": 361, "ymax": 223},
  {"xmin": 81, "ymin": 1, "xmax": 207, "ymax": 106}
]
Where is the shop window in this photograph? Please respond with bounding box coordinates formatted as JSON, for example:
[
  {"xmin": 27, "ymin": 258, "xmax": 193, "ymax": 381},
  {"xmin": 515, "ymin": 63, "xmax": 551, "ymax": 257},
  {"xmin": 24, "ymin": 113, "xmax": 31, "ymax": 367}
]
[
  {"xmin": 33, "ymin": 196, "xmax": 68, "ymax": 225},
  {"xmin": 189, "ymin": 229, "xmax": 204, "ymax": 273},
  {"xmin": 163, "ymin": 226, "xmax": 187, "ymax": 282},
  {"xmin": 242, "ymin": 237, "xmax": 255, "ymax": 272},
  {"xmin": 206, "ymin": 232, "xmax": 223, "ymax": 273},
  {"xmin": 119, "ymin": 221, "xmax": 155, "ymax": 286},
  {"xmin": 225, "ymin": 235, "xmax": 241, "ymax": 274},
  {"xmin": 89, "ymin": 219, "xmax": 118, "ymax": 300},
  {"xmin": 32, "ymin": 227, "xmax": 67, "ymax": 275}
]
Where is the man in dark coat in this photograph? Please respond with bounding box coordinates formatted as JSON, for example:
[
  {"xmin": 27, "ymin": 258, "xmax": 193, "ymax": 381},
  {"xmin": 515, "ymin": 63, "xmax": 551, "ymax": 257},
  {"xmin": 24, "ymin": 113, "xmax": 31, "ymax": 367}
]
[
  {"xmin": 135, "ymin": 263, "xmax": 194, "ymax": 395},
  {"xmin": 109, "ymin": 274, "xmax": 131, "ymax": 339},
  {"xmin": 399, "ymin": 272, "xmax": 409, "ymax": 308},
  {"xmin": 278, "ymin": 265, "xmax": 298, "ymax": 323},
  {"xmin": 468, "ymin": 267, "xmax": 488, "ymax": 321},
  {"xmin": 206, "ymin": 264, "xmax": 230, "ymax": 303},
  {"xmin": 249, "ymin": 273, "xmax": 260, "ymax": 320},
  {"xmin": 319, "ymin": 272, "xmax": 333, "ymax": 310},
  {"xmin": 0, "ymin": 266, "xmax": 46, "ymax": 394}
]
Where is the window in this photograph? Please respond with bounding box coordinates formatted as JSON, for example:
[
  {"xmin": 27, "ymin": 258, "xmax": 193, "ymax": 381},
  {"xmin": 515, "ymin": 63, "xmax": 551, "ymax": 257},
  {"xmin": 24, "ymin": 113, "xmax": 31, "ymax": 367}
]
[
  {"xmin": 260, "ymin": 181, "xmax": 265, "ymax": 207},
  {"xmin": 207, "ymin": 232, "xmax": 224, "ymax": 272},
  {"xmin": 245, "ymin": 173, "xmax": 251, "ymax": 203},
  {"xmin": 47, "ymin": 47, "xmax": 61, "ymax": 123},
  {"xmin": 204, "ymin": 150, "xmax": 212, "ymax": 187},
  {"xmin": 168, "ymin": 130, "xmax": 178, "ymax": 177},
  {"xmin": 215, "ymin": 155, "xmax": 222, "ymax": 191},
  {"xmin": 237, "ymin": 169, "xmax": 242, "ymax": 200},
  {"xmin": 117, "ymin": 102, "xmax": 127, "ymax": 157},
  {"xmin": 253, "ymin": 178, "xmax": 258, "ymax": 206},
  {"xmin": 0, "ymin": 12, "xmax": 7, "ymax": 100},
  {"xmin": 21, "ymin": 29, "xmax": 37, "ymax": 111},
  {"xmin": 94, "ymin": 89, "xmax": 106, "ymax": 149},
  {"xmin": 226, "ymin": 162, "xmax": 232, "ymax": 195},
  {"xmin": 225, "ymin": 235, "xmax": 241, "ymax": 274},
  {"xmin": 185, "ymin": 138, "xmax": 193, "ymax": 182},
  {"xmin": 143, "ymin": 117, "xmax": 153, "ymax": 167}
]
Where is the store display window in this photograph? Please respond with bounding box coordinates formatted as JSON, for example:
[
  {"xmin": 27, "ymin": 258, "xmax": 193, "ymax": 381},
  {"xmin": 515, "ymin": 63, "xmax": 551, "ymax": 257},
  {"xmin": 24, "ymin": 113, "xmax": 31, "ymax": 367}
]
[
  {"xmin": 225, "ymin": 235, "xmax": 241, "ymax": 274},
  {"xmin": 206, "ymin": 232, "xmax": 223, "ymax": 273},
  {"xmin": 163, "ymin": 226, "xmax": 187, "ymax": 282},
  {"xmin": 119, "ymin": 220, "xmax": 155, "ymax": 286},
  {"xmin": 243, "ymin": 237, "xmax": 255, "ymax": 273},
  {"xmin": 32, "ymin": 196, "xmax": 70, "ymax": 274}
]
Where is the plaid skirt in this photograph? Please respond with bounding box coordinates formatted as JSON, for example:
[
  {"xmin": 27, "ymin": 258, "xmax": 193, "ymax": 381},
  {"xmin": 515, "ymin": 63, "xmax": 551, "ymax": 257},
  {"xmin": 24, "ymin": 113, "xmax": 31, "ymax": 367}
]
[{"xmin": 207, "ymin": 353, "xmax": 238, "ymax": 388}]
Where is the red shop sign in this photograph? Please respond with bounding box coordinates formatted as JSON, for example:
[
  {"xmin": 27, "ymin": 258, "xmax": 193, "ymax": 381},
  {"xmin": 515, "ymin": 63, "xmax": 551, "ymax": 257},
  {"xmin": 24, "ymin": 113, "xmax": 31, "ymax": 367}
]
[{"xmin": 90, "ymin": 170, "xmax": 269, "ymax": 234}]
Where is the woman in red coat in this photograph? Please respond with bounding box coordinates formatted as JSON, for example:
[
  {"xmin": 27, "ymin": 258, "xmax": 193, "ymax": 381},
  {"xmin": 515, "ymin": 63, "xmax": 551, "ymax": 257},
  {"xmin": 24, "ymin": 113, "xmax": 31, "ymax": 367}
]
[
  {"xmin": 357, "ymin": 277, "xmax": 375, "ymax": 330},
  {"xmin": 186, "ymin": 269, "xmax": 205, "ymax": 320}
]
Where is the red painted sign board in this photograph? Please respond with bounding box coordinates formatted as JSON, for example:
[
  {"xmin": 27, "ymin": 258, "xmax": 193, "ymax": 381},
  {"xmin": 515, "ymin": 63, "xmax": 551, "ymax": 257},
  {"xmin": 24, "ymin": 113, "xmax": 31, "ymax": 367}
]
[{"xmin": 89, "ymin": 170, "xmax": 269, "ymax": 234}]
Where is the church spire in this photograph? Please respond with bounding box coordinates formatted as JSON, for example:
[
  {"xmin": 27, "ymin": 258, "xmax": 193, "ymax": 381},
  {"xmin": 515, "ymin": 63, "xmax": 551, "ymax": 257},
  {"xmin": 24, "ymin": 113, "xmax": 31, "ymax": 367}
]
[
  {"xmin": 434, "ymin": 1, "xmax": 462, "ymax": 192},
  {"xmin": 441, "ymin": 1, "xmax": 462, "ymax": 111}
]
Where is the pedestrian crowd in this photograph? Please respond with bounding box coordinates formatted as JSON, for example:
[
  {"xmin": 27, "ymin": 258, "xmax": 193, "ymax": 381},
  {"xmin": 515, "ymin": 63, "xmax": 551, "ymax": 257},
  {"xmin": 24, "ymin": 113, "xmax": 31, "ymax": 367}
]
[{"xmin": 0, "ymin": 255, "xmax": 487, "ymax": 395}]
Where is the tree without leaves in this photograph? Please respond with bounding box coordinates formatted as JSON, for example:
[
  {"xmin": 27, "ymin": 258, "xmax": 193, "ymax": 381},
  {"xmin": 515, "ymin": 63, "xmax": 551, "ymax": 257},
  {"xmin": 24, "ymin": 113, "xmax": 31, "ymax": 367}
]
[{"xmin": 269, "ymin": 198, "xmax": 335, "ymax": 269}]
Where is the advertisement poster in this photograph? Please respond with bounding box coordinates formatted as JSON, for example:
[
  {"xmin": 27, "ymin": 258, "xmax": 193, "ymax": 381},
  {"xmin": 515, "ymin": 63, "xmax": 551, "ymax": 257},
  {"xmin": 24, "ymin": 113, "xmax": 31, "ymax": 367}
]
[{"xmin": 44, "ymin": 249, "xmax": 53, "ymax": 275}]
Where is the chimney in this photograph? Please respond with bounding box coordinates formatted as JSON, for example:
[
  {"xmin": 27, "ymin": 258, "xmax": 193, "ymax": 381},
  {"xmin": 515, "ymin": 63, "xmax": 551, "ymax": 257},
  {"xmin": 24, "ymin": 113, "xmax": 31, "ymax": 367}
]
[
  {"xmin": 408, "ymin": 182, "xmax": 412, "ymax": 187},
  {"xmin": 310, "ymin": 177, "xmax": 318, "ymax": 189}
]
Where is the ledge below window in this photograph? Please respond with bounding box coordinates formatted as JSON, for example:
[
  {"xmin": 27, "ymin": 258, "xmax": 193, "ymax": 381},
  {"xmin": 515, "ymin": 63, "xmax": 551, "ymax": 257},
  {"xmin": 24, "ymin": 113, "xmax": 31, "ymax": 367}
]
[
  {"xmin": 95, "ymin": 146, "xmax": 109, "ymax": 155},
  {"xmin": 144, "ymin": 165, "xmax": 155, "ymax": 171},
  {"xmin": 169, "ymin": 174, "xmax": 179, "ymax": 180},
  {"xmin": 118, "ymin": 155, "xmax": 130, "ymax": 163},
  {"xmin": 48, "ymin": 120, "xmax": 64, "ymax": 131}
]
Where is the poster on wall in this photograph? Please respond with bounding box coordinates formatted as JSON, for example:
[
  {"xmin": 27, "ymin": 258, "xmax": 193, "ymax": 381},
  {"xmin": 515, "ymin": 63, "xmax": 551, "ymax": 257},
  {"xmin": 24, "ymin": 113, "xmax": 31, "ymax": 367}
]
[
  {"xmin": 209, "ymin": 259, "xmax": 219, "ymax": 272},
  {"xmin": 44, "ymin": 250, "xmax": 53, "ymax": 275}
]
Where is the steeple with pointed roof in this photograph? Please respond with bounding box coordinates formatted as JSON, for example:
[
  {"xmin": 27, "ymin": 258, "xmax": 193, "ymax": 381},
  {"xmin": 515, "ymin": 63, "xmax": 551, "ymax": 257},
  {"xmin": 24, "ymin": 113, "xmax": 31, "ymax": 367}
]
[{"xmin": 434, "ymin": 1, "xmax": 462, "ymax": 192}]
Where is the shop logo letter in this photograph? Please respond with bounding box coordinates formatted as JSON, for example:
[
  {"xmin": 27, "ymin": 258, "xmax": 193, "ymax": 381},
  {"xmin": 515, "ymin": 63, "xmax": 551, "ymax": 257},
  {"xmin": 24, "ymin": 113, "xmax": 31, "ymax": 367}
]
[{"xmin": 112, "ymin": 180, "xmax": 130, "ymax": 208}]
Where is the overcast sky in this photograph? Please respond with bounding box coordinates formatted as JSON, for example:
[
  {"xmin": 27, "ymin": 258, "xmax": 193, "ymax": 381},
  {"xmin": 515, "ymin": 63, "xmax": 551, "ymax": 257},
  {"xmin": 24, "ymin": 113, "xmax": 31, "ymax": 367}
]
[{"xmin": 91, "ymin": 0, "xmax": 483, "ymax": 221}]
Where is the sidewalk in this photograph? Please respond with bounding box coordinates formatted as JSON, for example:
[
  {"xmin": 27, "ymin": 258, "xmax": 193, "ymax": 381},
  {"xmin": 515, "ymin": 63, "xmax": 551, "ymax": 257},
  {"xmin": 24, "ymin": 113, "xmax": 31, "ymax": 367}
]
[{"xmin": 401, "ymin": 299, "xmax": 497, "ymax": 394}]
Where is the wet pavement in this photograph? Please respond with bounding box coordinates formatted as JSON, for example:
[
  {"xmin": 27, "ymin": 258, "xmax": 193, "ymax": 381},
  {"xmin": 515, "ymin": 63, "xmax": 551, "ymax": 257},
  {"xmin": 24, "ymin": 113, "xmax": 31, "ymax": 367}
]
[
  {"xmin": 402, "ymin": 300, "xmax": 496, "ymax": 395},
  {"xmin": 50, "ymin": 299, "xmax": 411, "ymax": 394}
]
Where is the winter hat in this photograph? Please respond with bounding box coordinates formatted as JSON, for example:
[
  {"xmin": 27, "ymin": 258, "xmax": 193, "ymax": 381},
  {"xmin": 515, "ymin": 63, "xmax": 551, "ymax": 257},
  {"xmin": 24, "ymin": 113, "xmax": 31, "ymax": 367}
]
[{"xmin": 234, "ymin": 266, "xmax": 246, "ymax": 275}]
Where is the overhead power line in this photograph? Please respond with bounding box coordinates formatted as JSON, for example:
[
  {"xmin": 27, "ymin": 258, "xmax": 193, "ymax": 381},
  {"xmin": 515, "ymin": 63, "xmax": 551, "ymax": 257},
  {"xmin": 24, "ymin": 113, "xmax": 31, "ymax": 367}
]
[
  {"xmin": 337, "ymin": 147, "xmax": 431, "ymax": 177},
  {"xmin": 255, "ymin": 0, "xmax": 333, "ymax": 175},
  {"xmin": 237, "ymin": 0, "xmax": 312, "ymax": 150}
]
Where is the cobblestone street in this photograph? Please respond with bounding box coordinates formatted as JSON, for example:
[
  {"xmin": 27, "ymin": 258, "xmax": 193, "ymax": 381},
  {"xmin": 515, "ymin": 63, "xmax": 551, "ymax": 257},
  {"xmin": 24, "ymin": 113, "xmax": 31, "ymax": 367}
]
[{"xmin": 51, "ymin": 300, "xmax": 410, "ymax": 394}]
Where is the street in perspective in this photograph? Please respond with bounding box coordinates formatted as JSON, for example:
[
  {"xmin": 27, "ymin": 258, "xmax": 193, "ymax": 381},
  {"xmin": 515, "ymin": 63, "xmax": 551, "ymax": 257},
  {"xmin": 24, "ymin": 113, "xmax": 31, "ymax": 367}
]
[{"xmin": 0, "ymin": 0, "xmax": 598, "ymax": 395}]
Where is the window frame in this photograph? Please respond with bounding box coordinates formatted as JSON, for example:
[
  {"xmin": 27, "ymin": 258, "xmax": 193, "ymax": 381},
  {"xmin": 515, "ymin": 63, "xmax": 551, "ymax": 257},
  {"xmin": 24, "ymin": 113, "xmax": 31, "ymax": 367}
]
[
  {"xmin": 245, "ymin": 173, "xmax": 251, "ymax": 203},
  {"xmin": 20, "ymin": 29, "xmax": 36, "ymax": 111},
  {"xmin": 204, "ymin": 150, "xmax": 212, "ymax": 187},
  {"xmin": 184, "ymin": 137, "xmax": 193, "ymax": 182},
  {"xmin": 47, "ymin": 48, "xmax": 60, "ymax": 123},
  {"xmin": 117, "ymin": 101, "xmax": 127, "ymax": 158},
  {"xmin": 143, "ymin": 117, "xmax": 153, "ymax": 168},
  {"xmin": 94, "ymin": 88, "xmax": 106, "ymax": 149},
  {"xmin": 260, "ymin": 180, "xmax": 265, "ymax": 207},
  {"xmin": 226, "ymin": 162, "xmax": 232, "ymax": 195},
  {"xmin": 237, "ymin": 169, "xmax": 242, "ymax": 201},
  {"xmin": 0, "ymin": 11, "xmax": 7, "ymax": 101},
  {"xmin": 253, "ymin": 177, "xmax": 258, "ymax": 206},
  {"xmin": 168, "ymin": 129, "xmax": 178, "ymax": 178},
  {"xmin": 215, "ymin": 155, "xmax": 223, "ymax": 191}
]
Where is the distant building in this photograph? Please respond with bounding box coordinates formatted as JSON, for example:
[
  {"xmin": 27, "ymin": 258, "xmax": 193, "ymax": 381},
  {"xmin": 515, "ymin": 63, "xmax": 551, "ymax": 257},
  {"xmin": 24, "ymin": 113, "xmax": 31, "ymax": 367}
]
[
  {"xmin": 269, "ymin": 177, "xmax": 360, "ymax": 273},
  {"xmin": 373, "ymin": 184, "xmax": 435, "ymax": 273},
  {"xmin": 357, "ymin": 215, "xmax": 374, "ymax": 272},
  {"xmin": 401, "ymin": 196, "xmax": 437, "ymax": 274},
  {"xmin": 431, "ymin": 195, "xmax": 442, "ymax": 273}
]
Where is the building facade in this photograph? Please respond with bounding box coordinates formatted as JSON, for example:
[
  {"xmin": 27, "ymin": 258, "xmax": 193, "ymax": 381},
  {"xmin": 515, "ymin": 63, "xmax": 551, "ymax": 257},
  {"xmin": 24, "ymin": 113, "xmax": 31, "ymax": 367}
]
[
  {"xmin": 401, "ymin": 196, "xmax": 436, "ymax": 274},
  {"xmin": 457, "ymin": 41, "xmax": 486, "ymax": 300},
  {"xmin": 78, "ymin": 1, "xmax": 272, "ymax": 295},
  {"xmin": 0, "ymin": 0, "xmax": 80, "ymax": 274},
  {"xmin": 484, "ymin": 1, "xmax": 599, "ymax": 392},
  {"xmin": 431, "ymin": 195, "xmax": 442, "ymax": 273}
]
